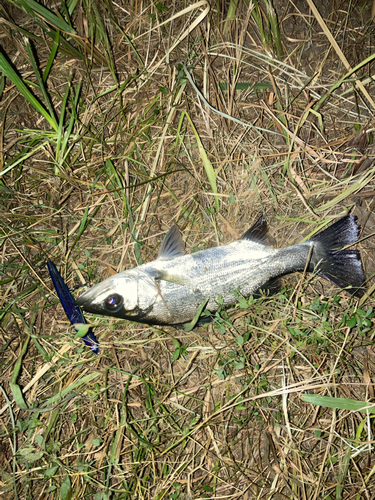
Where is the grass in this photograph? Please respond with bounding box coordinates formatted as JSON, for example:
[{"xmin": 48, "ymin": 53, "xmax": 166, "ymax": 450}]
[{"xmin": 1, "ymin": 0, "xmax": 375, "ymax": 498}]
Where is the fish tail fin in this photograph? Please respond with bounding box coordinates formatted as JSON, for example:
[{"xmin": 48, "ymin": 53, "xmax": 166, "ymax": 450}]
[{"xmin": 308, "ymin": 216, "xmax": 365, "ymax": 297}]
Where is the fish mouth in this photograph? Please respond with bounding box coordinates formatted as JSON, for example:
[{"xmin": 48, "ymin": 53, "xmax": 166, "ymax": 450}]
[
  {"xmin": 75, "ymin": 289, "xmax": 92, "ymax": 307},
  {"xmin": 75, "ymin": 283, "xmax": 113, "ymax": 311}
]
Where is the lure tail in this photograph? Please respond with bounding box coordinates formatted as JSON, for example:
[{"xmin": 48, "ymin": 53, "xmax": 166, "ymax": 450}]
[
  {"xmin": 309, "ymin": 216, "xmax": 366, "ymax": 297},
  {"xmin": 47, "ymin": 261, "xmax": 99, "ymax": 353}
]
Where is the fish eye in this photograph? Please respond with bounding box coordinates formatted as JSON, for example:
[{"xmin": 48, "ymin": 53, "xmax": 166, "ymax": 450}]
[{"xmin": 105, "ymin": 293, "xmax": 123, "ymax": 311}]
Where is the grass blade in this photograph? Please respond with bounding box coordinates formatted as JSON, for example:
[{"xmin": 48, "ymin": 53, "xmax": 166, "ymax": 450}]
[
  {"xmin": 12, "ymin": 0, "xmax": 76, "ymax": 34},
  {"xmin": 24, "ymin": 37, "xmax": 57, "ymax": 129},
  {"xmin": 9, "ymin": 336, "xmax": 30, "ymax": 410},
  {"xmin": 183, "ymin": 299, "xmax": 209, "ymax": 332},
  {"xmin": 0, "ymin": 50, "xmax": 58, "ymax": 132},
  {"xmin": 182, "ymin": 111, "xmax": 219, "ymax": 211},
  {"xmin": 302, "ymin": 394, "xmax": 375, "ymax": 413},
  {"xmin": 43, "ymin": 29, "xmax": 60, "ymax": 82}
]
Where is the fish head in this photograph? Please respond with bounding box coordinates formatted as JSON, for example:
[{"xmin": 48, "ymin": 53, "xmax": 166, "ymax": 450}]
[{"xmin": 75, "ymin": 271, "xmax": 142, "ymax": 319}]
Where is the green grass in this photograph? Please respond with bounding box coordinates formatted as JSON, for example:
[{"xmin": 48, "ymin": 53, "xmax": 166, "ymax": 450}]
[{"xmin": 1, "ymin": 0, "xmax": 375, "ymax": 498}]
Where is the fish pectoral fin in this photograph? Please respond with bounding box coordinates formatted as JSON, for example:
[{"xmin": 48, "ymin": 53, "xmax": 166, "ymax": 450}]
[{"xmin": 154, "ymin": 270, "xmax": 190, "ymax": 285}]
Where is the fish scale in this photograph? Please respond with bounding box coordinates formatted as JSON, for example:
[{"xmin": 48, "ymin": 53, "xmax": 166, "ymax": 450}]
[{"xmin": 76, "ymin": 216, "xmax": 366, "ymax": 326}]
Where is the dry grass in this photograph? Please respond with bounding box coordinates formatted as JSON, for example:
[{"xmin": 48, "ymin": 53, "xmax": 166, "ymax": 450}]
[{"xmin": 1, "ymin": 0, "xmax": 375, "ymax": 498}]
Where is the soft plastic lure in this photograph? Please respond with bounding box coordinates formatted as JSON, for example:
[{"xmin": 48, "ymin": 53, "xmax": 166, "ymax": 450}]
[{"xmin": 47, "ymin": 261, "xmax": 99, "ymax": 354}]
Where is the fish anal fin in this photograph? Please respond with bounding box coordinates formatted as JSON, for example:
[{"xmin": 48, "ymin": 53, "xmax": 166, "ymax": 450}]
[
  {"xmin": 254, "ymin": 277, "xmax": 282, "ymax": 297},
  {"xmin": 241, "ymin": 215, "xmax": 269, "ymax": 244},
  {"xmin": 157, "ymin": 225, "xmax": 185, "ymax": 259}
]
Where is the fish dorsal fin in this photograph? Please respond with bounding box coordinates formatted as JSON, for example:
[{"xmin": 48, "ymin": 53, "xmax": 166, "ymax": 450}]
[
  {"xmin": 157, "ymin": 225, "xmax": 185, "ymax": 260},
  {"xmin": 240, "ymin": 216, "xmax": 268, "ymax": 244}
]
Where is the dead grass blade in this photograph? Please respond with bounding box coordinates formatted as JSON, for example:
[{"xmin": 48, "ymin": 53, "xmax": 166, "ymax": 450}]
[{"xmin": 306, "ymin": 0, "xmax": 375, "ymax": 110}]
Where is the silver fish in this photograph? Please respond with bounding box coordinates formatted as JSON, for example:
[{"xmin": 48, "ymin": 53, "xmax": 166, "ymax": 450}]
[{"xmin": 76, "ymin": 216, "xmax": 365, "ymax": 326}]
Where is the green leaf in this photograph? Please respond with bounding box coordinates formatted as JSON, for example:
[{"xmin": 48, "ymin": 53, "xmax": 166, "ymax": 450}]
[
  {"xmin": 14, "ymin": 0, "xmax": 76, "ymax": 34},
  {"xmin": 106, "ymin": 159, "xmax": 128, "ymax": 217},
  {"xmin": 9, "ymin": 336, "xmax": 30, "ymax": 410},
  {"xmin": 40, "ymin": 372, "xmax": 100, "ymax": 409},
  {"xmin": 25, "ymin": 37, "xmax": 57, "ymax": 125},
  {"xmin": 45, "ymin": 463, "xmax": 59, "ymax": 479},
  {"xmin": 74, "ymin": 323, "xmax": 90, "ymax": 338},
  {"xmin": 43, "ymin": 29, "xmax": 60, "ymax": 82},
  {"xmin": 219, "ymin": 81, "xmax": 272, "ymax": 91},
  {"xmin": 172, "ymin": 349, "xmax": 181, "ymax": 361},
  {"xmin": 183, "ymin": 111, "xmax": 219, "ymax": 211},
  {"xmin": 0, "ymin": 51, "xmax": 58, "ymax": 132},
  {"xmin": 302, "ymin": 394, "xmax": 375, "ymax": 413},
  {"xmin": 183, "ymin": 299, "xmax": 209, "ymax": 332},
  {"xmin": 346, "ymin": 316, "xmax": 357, "ymax": 328},
  {"xmin": 17, "ymin": 445, "xmax": 44, "ymax": 462},
  {"xmin": 60, "ymin": 475, "xmax": 72, "ymax": 500},
  {"xmin": 238, "ymin": 297, "xmax": 248, "ymax": 309},
  {"xmin": 0, "ymin": 142, "xmax": 48, "ymax": 177},
  {"xmin": 154, "ymin": 490, "xmax": 168, "ymax": 500},
  {"xmin": 45, "ymin": 486, "xmax": 57, "ymax": 493},
  {"xmin": 34, "ymin": 434, "xmax": 43, "ymax": 446},
  {"xmin": 236, "ymin": 335, "xmax": 245, "ymax": 346}
]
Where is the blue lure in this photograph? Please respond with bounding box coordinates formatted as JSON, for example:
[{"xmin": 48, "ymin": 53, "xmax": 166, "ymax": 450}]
[{"xmin": 47, "ymin": 261, "xmax": 99, "ymax": 354}]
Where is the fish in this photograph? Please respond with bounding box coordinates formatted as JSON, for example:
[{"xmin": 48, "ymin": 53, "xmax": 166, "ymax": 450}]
[
  {"xmin": 75, "ymin": 215, "xmax": 366, "ymax": 326},
  {"xmin": 47, "ymin": 261, "xmax": 99, "ymax": 353}
]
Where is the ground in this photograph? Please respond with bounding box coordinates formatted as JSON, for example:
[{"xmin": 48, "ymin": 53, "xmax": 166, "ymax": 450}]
[{"xmin": 1, "ymin": 0, "xmax": 375, "ymax": 499}]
